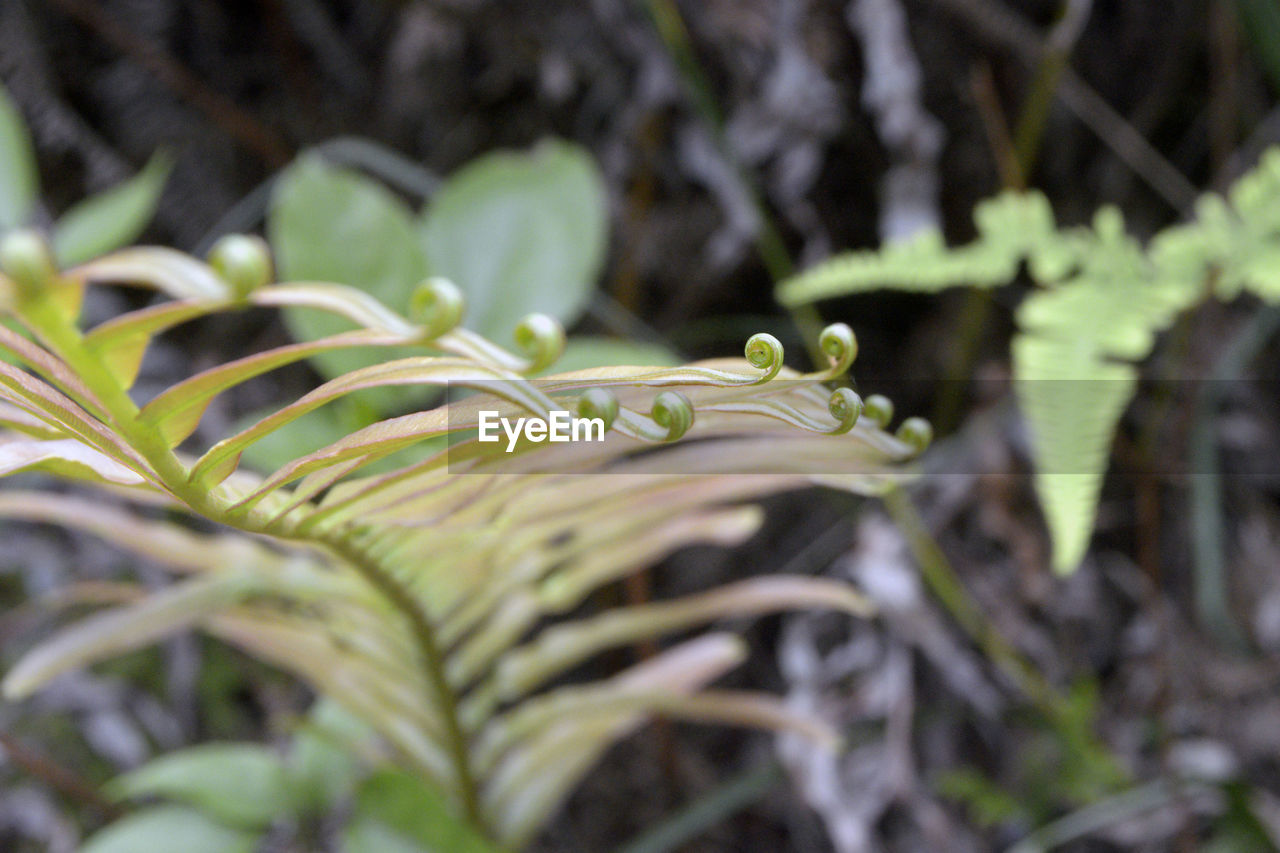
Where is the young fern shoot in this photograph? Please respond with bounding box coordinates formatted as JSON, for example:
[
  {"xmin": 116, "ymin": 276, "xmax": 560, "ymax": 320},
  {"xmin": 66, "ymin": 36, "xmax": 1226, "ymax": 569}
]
[{"xmin": 0, "ymin": 230, "xmax": 928, "ymax": 847}]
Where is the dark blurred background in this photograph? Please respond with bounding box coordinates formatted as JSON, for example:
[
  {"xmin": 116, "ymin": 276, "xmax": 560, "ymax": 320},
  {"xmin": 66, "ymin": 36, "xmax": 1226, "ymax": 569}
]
[{"xmin": 3, "ymin": 1, "xmax": 1280, "ymax": 851}]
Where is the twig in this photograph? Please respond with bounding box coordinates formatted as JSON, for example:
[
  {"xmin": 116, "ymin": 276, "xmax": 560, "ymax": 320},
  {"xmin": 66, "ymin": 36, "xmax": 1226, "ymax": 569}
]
[
  {"xmin": 971, "ymin": 62, "xmax": 1026, "ymax": 189},
  {"xmin": 615, "ymin": 760, "xmax": 783, "ymax": 853},
  {"xmin": 0, "ymin": 729, "xmax": 121, "ymax": 819},
  {"xmin": 881, "ymin": 486, "xmax": 1059, "ymax": 712},
  {"xmin": 641, "ymin": 0, "xmax": 827, "ymax": 368},
  {"xmin": 45, "ymin": 0, "xmax": 292, "ymax": 167},
  {"xmin": 1011, "ymin": 0, "xmax": 1092, "ymax": 175},
  {"xmin": 1005, "ymin": 778, "xmax": 1208, "ymax": 853},
  {"xmin": 932, "ymin": 0, "xmax": 1199, "ymax": 212},
  {"xmin": 1190, "ymin": 305, "xmax": 1280, "ymax": 650}
]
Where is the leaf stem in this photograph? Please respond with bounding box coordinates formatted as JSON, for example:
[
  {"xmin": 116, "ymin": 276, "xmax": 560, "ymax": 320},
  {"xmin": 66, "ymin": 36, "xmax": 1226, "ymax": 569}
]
[
  {"xmin": 641, "ymin": 0, "xmax": 827, "ymax": 369},
  {"xmin": 323, "ymin": 537, "xmax": 484, "ymax": 830},
  {"xmin": 881, "ymin": 485, "xmax": 1059, "ymax": 712},
  {"xmin": 17, "ymin": 280, "xmax": 488, "ymax": 836}
]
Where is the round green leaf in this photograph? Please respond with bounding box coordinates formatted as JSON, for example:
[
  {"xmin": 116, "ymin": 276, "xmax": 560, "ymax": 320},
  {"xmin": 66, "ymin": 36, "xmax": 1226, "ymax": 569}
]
[
  {"xmin": 51, "ymin": 151, "xmax": 173, "ymax": 267},
  {"xmin": 269, "ymin": 154, "xmax": 432, "ymax": 415},
  {"xmin": 419, "ymin": 139, "xmax": 607, "ymax": 342},
  {"xmin": 0, "ymin": 83, "xmax": 37, "ymax": 232},
  {"xmin": 106, "ymin": 744, "xmax": 291, "ymax": 830},
  {"xmin": 80, "ymin": 806, "xmax": 258, "ymax": 853}
]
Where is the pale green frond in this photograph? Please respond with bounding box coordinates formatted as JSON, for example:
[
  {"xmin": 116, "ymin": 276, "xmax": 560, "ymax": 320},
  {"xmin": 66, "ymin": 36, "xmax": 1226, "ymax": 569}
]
[
  {"xmin": 2, "ymin": 573, "xmax": 254, "ymax": 699},
  {"xmin": 82, "ymin": 300, "xmax": 231, "ymax": 388},
  {"xmin": 485, "ymin": 576, "xmax": 872, "ymax": 705},
  {"xmin": 1, "ymin": 229, "xmax": 929, "ymax": 847},
  {"xmin": 781, "ymin": 147, "xmax": 1280, "ymax": 573},
  {"xmin": 482, "ymin": 633, "xmax": 747, "ymax": 847},
  {"xmin": 776, "ymin": 191, "xmax": 1068, "ymax": 306},
  {"xmin": 73, "ymin": 247, "xmax": 233, "ymax": 301},
  {"xmin": 475, "ymin": 687, "xmax": 836, "ymax": 777},
  {"xmin": 0, "ymin": 490, "xmax": 274, "ymax": 573},
  {"xmin": 0, "ymin": 437, "xmax": 148, "ymax": 486},
  {"xmin": 0, "ymin": 359, "xmax": 154, "ymax": 476},
  {"xmin": 137, "ymin": 329, "xmax": 421, "ymax": 447}
]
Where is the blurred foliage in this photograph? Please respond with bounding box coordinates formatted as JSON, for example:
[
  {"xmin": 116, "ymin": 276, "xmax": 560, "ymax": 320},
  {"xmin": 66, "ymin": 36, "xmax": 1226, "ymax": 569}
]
[
  {"xmin": 781, "ymin": 152, "xmax": 1280, "ymax": 573},
  {"xmin": 250, "ymin": 138, "xmax": 674, "ymax": 475},
  {"xmin": 0, "ymin": 212, "xmax": 923, "ymax": 847}
]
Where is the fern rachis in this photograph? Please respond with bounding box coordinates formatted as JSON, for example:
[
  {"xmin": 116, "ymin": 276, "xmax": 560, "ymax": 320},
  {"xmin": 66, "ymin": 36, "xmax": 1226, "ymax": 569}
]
[{"xmin": 0, "ymin": 229, "xmax": 929, "ymax": 846}]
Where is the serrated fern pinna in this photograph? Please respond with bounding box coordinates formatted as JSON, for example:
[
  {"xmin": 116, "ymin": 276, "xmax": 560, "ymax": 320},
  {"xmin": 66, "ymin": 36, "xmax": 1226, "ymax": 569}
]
[{"xmin": 779, "ymin": 149, "xmax": 1280, "ymax": 573}]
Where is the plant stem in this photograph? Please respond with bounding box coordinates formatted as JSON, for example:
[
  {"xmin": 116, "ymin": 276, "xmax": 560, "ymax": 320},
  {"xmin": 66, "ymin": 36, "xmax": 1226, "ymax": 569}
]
[
  {"xmin": 881, "ymin": 486, "xmax": 1060, "ymax": 713},
  {"xmin": 615, "ymin": 760, "xmax": 782, "ymax": 853},
  {"xmin": 640, "ymin": 0, "xmax": 827, "ymax": 369},
  {"xmin": 1190, "ymin": 305, "xmax": 1280, "ymax": 650},
  {"xmin": 0, "ymin": 729, "xmax": 121, "ymax": 819},
  {"xmin": 324, "ymin": 537, "xmax": 483, "ymax": 828},
  {"xmin": 17, "ymin": 278, "xmax": 487, "ymax": 834}
]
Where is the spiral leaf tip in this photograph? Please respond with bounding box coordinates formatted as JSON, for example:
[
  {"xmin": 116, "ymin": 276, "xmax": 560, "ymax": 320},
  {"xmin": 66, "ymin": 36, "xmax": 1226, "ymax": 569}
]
[
  {"xmin": 410, "ymin": 277, "xmax": 465, "ymax": 338},
  {"xmin": 744, "ymin": 332, "xmax": 784, "ymax": 382},
  {"xmin": 576, "ymin": 387, "xmax": 619, "ymax": 431},
  {"xmin": 896, "ymin": 416, "xmax": 933, "ymax": 454},
  {"xmin": 819, "ymin": 323, "xmax": 858, "ymax": 374},
  {"xmin": 862, "ymin": 394, "xmax": 894, "ymax": 429},
  {"xmin": 515, "ymin": 313, "xmax": 566, "ymax": 373},
  {"xmin": 651, "ymin": 390, "xmax": 694, "ymax": 441},
  {"xmin": 0, "ymin": 229, "xmax": 56, "ymax": 298},
  {"xmin": 827, "ymin": 387, "xmax": 862, "ymax": 434},
  {"xmin": 207, "ymin": 234, "xmax": 272, "ymax": 298}
]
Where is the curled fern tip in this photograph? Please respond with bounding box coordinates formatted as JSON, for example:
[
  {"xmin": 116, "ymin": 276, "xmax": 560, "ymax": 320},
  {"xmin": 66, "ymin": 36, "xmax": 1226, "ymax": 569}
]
[
  {"xmin": 0, "ymin": 229, "xmax": 57, "ymax": 297},
  {"xmin": 743, "ymin": 332, "xmax": 784, "ymax": 382},
  {"xmin": 819, "ymin": 323, "xmax": 858, "ymax": 375},
  {"xmin": 651, "ymin": 390, "xmax": 694, "ymax": 441},
  {"xmin": 410, "ymin": 277, "xmax": 466, "ymax": 339},
  {"xmin": 862, "ymin": 394, "xmax": 894, "ymax": 429},
  {"xmin": 515, "ymin": 313, "xmax": 566, "ymax": 372},
  {"xmin": 207, "ymin": 234, "xmax": 273, "ymax": 299}
]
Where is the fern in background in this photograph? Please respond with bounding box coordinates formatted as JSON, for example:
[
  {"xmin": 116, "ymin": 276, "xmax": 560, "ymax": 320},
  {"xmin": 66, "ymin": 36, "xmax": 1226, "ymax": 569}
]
[
  {"xmin": 0, "ymin": 226, "xmax": 929, "ymax": 848},
  {"xmin": 778, "ymin": 149, "xmax": 1280, "ymax": 573},
  {"xmin": 0, "ymin": 82, "xmax": 171, "ymax": 267}
]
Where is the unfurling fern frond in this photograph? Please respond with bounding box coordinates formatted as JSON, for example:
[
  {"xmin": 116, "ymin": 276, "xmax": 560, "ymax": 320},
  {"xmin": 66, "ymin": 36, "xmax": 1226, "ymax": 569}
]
[
  {"xmin": 778, "ymin": 148, "xmax": 1280, "ymax": 573},
  {"xmin": 0, "ymin": 231, "xmax": 927, "ymax": 847}
]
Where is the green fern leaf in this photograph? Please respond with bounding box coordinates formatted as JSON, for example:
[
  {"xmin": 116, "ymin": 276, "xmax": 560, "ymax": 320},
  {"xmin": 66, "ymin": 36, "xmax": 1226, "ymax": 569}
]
[
  {"xmin": 0, "ymin": 231, "xmax": 927, "ymax": 847},
  {"xmin": 779, "ymin": 148, "xmax": 1280, "ymax": 572}
]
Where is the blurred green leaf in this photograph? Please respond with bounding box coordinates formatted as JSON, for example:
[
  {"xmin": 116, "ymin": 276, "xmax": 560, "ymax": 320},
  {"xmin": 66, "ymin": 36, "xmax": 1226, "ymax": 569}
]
[
  {"xmin": 288, "ymin": 698, "xmax": 374, "ymax": 814},
  {"xmin": 549, "ymin": 336, "xmax": 680, "ymax": 374},
  {"xmin": 234, "ymin": 402, "xmax": 357, "ymax": 476},
  {"xmin": 344, "ymin": 820, "xmax": 436, "ymax": 853},
  {"xmin": 1236, "ymin": 0, "xmax": 1280, "ymax": 96},
  {"xmin": 233, "ymin": 401, "xmax": 446, "ymax": 478},
  {"xmin": 51, "ymin": 151, "xmax": 173, "ymax": 267},
  {"xmin": 343, "ymin": 769, "xmax": 498, "ymax": 853},
  {"xmin": 106, "ymin": 744, "xmax": 291, "ymax": 830},
  {"xmin": 419, "ymin": 139, "xmax": 607, "ymax": 341},
  {"xmin": 80, "ymin": 806, "xmax": 258, "ymax": 853},
  {"xmin": 0, "ymin": 82, "xmax": 38, "ymax": 231},
  {"xmin": 269, "ymin": 154, "xmax": 433, "ymax": 414},
  {"xmin": 936, "ymin": 767, "xmax": 1024, "ymax": 828}
]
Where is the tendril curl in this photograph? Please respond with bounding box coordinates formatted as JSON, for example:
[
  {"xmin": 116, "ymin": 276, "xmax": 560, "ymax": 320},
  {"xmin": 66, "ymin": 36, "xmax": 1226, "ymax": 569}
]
[
  {"xmin": 651, "ymin": 390, "xmax": 693, "ymax": 441},
  {"xmin": 410, "ymin": 277, "xmax": 465, "ymax": 339},
  {"xmin": 514, "ymin": 314, "xmax": 566, "ymax": 374},
  {"xmin": 743, "ymin": 332, "xmax": 784, "ymax": 383}
]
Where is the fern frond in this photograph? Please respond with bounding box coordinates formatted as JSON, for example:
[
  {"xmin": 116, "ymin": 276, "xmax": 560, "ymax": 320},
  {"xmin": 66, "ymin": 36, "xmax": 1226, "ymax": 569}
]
[
  {"xmin": 779, "ymin": 148, "xmax": 1280, "ymax": 572},
  {"xmin": 0, "ymin": 231, "xmax": 928, "ymax": 846}
]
